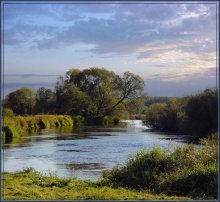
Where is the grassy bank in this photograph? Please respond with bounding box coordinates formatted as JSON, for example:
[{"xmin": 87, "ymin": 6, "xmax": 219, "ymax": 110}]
[
  {"xmin": 3, "ymin": 168, "xmax": 190, "ymax": 200},
  {"xmin": 100, "ymin": 136, "xmax": 218, "ymax": 199},
  {"xmin": 2, "ymin": 115, "xmax": 74, "ymax": 139},
  {"xmin": 2, "ymin": 138, "xmax": 217, "ymax": 200},
  {"xmin": 2, "ymin": 114, "xmax": 124, "ymax": 142}
]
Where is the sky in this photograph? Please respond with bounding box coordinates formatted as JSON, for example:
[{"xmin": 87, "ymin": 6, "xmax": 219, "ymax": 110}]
[{"xmin": 3, "ymin": 2, "xmax": 218, "ymax": 97}]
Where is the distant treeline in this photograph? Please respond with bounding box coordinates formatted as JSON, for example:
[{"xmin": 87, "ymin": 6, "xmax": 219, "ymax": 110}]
[
  {"xmin": 144, "ymin": 96, "xmax": 172, "ymax": 106},
  {"xmin": 144, "ymin": 88, "xmax": 217, "ymax": 137}
]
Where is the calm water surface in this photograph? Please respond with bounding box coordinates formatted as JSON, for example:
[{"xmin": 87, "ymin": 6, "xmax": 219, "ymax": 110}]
[{"xmin": 3, "ymin": 120, "xmax": 199, "ymax": 180}]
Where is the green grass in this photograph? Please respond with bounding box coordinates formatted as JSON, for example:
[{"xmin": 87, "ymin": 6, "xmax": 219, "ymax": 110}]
[
  {"xmin": 2, "ymin": 115, "xmax": 74, "ymax": 140},
  {"xmin": 3, "ymin": 168, "xmax": 190, "ymax": 200},
  {"xmin": 100, "ymin": 136, "xmax": 218, "ymax": 199}
]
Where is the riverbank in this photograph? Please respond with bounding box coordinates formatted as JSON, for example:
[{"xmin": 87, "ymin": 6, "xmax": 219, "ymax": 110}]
[
  {"xmin": 101, "ymin": 137, "xmax": 217, "ymax": 199},
  {"xmin": 3, "ymin": 136, "xmax": 217, "ymax": 200},
  {"xmin": 2, "ymin": 114, "xmax": 122, "ymax": 140},
  {"xmin": 3, "ymin": 168, "xmax": 190, "ymax": 200},
  {"xmin": 2, "ymin": 115, "xmax": 74, "ymax": 140}
]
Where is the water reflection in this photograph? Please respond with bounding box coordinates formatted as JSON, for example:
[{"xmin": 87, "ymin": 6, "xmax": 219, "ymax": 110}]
[{"xmin": 3, "ymin": 120, "xmax": 201, "ymax": 180}]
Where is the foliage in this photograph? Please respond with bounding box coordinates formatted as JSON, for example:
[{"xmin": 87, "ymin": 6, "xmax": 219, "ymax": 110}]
[
  {"xmin": 125, "ymin": 97, "xmax": 147, "ymax": 118},
  {"xmin": 55, "ymin": 80, "xmax": 92, "ymax": 116},
  {"xmin": 100, "ymin": 137, "xmax": 218, "ymax": 199},
  {"xmin": 102, "ymin": 116, "xmax": 120, "ymax": 125},
  {"xmin": 2, "ymin": 115, "xmax": 74, "ymax": 141},
  {"xmin": 183, "ymin": 89, "xmax": 218, "ymax": 135},
  {"xmin": 110, "ymin": 104, "xmax": 130, "ymax": 120},
  {"xmin": 3, "ymin": 68, "xmax": 144, "ymax": 121},
  {"xmin": 144, "ymin": 96, "xmax": 172, "ymax": 106},
  {"xmin": 3, "ymin": 169, "xmax": 190, "ymax": 200},
  {"xmin": 129, "ymin": 114, "xmax": 146, "ymax": 120},
  {"xmin": 56, "ymin": 67, "xmax": 144, "ymax": 118},
  {"xmin": 72, "ymin": 116, "xmax": 85, "ymax": 126},
  {"xmin": 35, "ymin": 87, "xmax": 56, "ymax": 114},
  {"xmin": 144, "ymin": 103, "xmax": 167, "ymax": 129},
  {"xmin": 3, "ymin": 108, "xmax": 14, "ymax": 117},
  {"xmin": 4, "ymin": 88, "xmax": 36, "ymax": 115},
  {"xmin": 144, "ymin": 89, "xmax": 217, "ymax": 136}
]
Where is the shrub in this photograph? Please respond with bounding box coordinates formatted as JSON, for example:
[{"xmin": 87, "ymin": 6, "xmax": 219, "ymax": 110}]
[
  {"xmin": 72, "ymin": 115, "xmax": 85, "ymax": 126},
  {"xmin": 101, "ymin": 116, "xmax": 120, "ymax": 125},
  {"xmin": 3, "ymin": 108, "xmax": 14, "ymax": 117},
  {"xmin": 101, "ymin": 138, "xmax": 218, "ymax": 199}
]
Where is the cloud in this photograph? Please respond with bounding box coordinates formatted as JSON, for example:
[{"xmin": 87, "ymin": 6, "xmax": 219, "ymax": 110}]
[
  {"xmin": 149, "ymin": 67, "xmax": 216, "ymax": 81},
  {"xmin": 145, "ymin": 68, "xmax": 216, "ymax": 97},
  {"xmin": 145, "ymin": 77, "xmax": 216, "ymax": 97},
  {"xmin": 4, "ymin": 4, "xmax": 216, "ymax": 55},
  {"xmin": 3, "ymin": 3, "xmax": 217, "ymax": 96},
  {"xmin": 4, "ymin": 4, "xmax": 82, "ymax": 24},
  {"xmin": 4, "ymin": 24, "xmax": 60, "ymax": 46},
  {"xmin": 30, "ymin": 4, "xmax": 216, "ymax": 55}
]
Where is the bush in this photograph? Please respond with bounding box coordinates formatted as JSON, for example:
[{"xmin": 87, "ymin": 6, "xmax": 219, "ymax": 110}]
[
  {"xmin": 3, "ymin": 108, "xmax": 14, "ymax": 117},
  {"xmin": 101, "ymin": 138, "xmax": 218, "ymax": 199},
  {"xmin": 159, "ymin": 162, "xmax": 217, "ymax": 198},
  {"xmin": 72, "ymin": 115, "xmax": 85, "ymax": 126},
  {"xmin": 102, "ymin": 116, "xmax": 121, "ymax": 125}
]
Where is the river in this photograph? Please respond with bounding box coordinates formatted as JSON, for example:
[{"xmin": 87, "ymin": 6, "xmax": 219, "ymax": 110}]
[{"xmin": 2, "ymin": 120, "xmax": 199, "ymax": 181}]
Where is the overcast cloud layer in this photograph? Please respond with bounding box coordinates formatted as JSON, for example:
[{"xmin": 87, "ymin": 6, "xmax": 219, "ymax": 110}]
[{"xmin": 3, "ymin": 3, "xmax": 218, "ymax": 96}]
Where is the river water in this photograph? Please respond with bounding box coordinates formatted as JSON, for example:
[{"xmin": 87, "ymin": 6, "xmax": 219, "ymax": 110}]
[{"xmin": 2, "ymin": 120, "xmax": 199, "ymax": 180}]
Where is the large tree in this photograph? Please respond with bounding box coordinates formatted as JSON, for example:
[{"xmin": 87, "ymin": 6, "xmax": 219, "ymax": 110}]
[
  {"xmin": 4, "ymin": 88, "xmax": 36, "ymax": 115},
  {"xmin": 35, "ymin": 87, "xmax": 56, "ymax": 114},
  {"xmin": 55, "ymin": 79, "xmax": 93, "ymax": 116},
  {"xmin": 125, "ymin": 97, "xmax": 148, "ymax": 115},
  {"xmin": 103, "ymin": 72, "xmax": 144, "ymax": 116},
  {"xmin": 56, "ymin": 67, "xmax": 145, "ymax": 118}
]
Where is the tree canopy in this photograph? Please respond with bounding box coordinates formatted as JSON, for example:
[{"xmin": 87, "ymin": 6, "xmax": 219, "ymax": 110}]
[
  {"xmin": 56, "ymin": 67, "xmax": 145, "ymax": 118},
  {"xmin": 4, "ymin": 67, "xmax": 145, "ymax": 120},
  {"xmin": 35, "ymin": 87, "xmax": 56, "ymax": 114},
  {"xmin": 144, "ymin": 89, "xmax": 217, "ymax": 136},
  {"xmin": 4, "ymin": 88, "xmax": 36, "ymax": 115}
]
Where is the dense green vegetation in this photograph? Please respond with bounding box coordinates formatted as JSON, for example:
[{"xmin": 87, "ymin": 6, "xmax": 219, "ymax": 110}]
[
  {"xmin": 144, "ymin": 89, "xmax": 217, "ymax": 136},
  {"xmin": 100, "ymin": 135, "xmax": 218, "ymax": 199},
  {"xmin": 144, "ymin": 96, "xmax": 172, "ymax": 106},
  {"xmin": 2, "ymin": 115, "xmax": 74, "ymax": 140},
  {"xmin": 3, "ymin": 169, "xmax": 190, "ymax": 200},
  {"xmin": 3, "ymin": 68, "xmax": 145, "ymax": 122}
]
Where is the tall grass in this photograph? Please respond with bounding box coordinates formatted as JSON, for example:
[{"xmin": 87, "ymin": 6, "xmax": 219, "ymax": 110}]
[
  {"xmin": 3, "ymin": 168, "xmax": 190, "ymax": 200},
  {"xmin": 2, "ymin": 115, "xmax": 74, "ymax": 140},
  {"xmin": 100, "ymin": 136, "xmax": 218, "ymax": 199}
]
